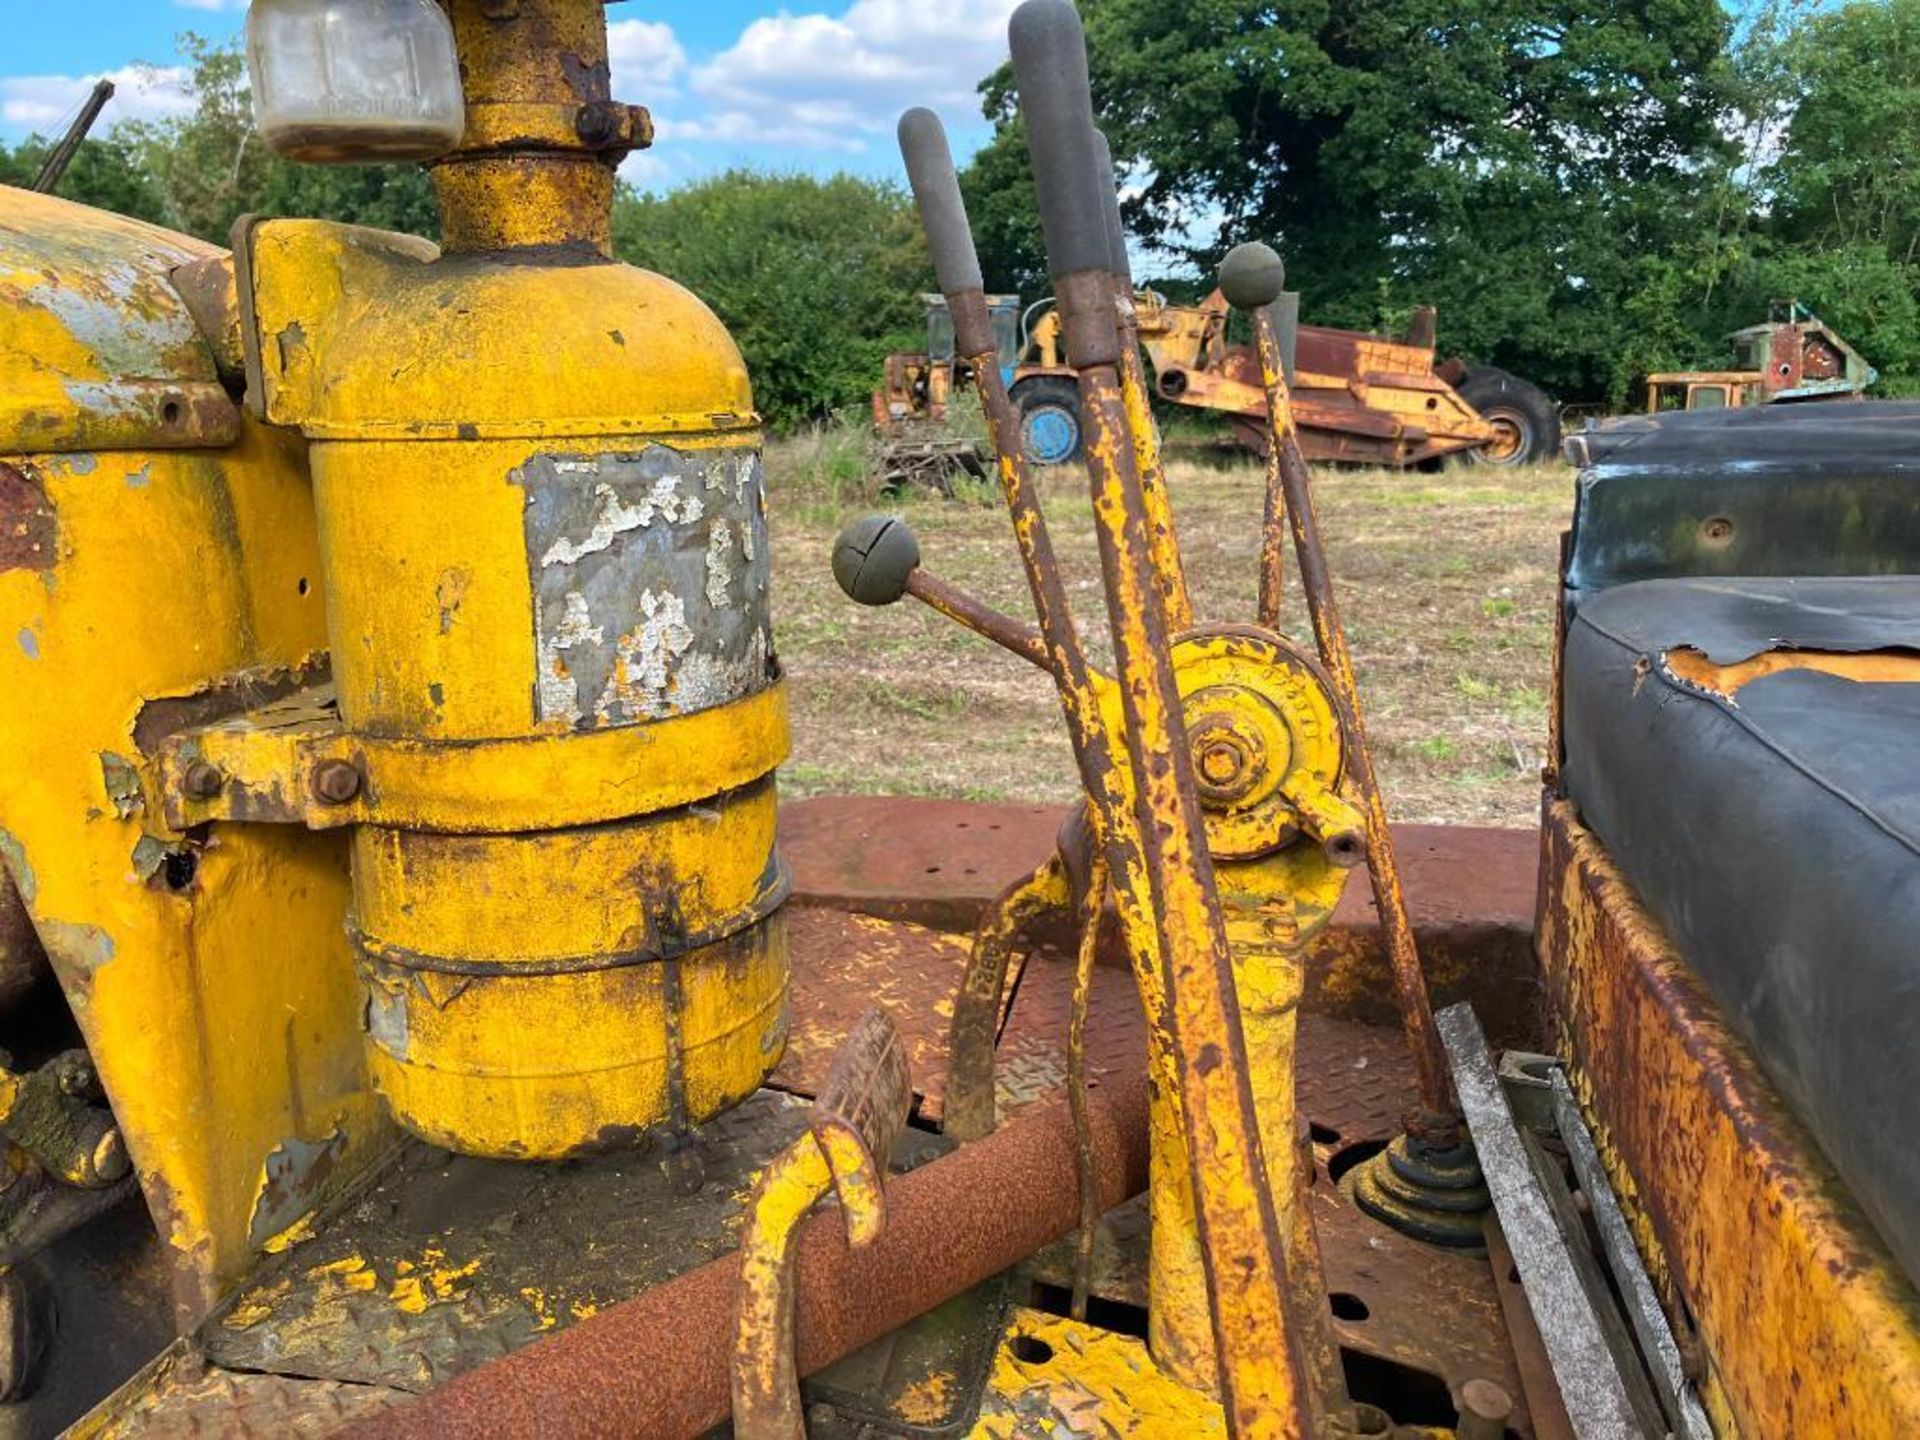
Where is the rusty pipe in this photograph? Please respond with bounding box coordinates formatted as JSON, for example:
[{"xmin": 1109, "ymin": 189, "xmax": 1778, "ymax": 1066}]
[{"xmin": 350, "ymin": 1079, "xmax": 1150, "ymax": 1440}]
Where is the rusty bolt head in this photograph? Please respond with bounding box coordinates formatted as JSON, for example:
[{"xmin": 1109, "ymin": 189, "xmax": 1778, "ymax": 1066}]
[
  {"xmin": 575, "ymin": 102, "xmax": 652, "ymax": 151},
  {"xmin": 1187, "ymin": 713, "xmax": 1262, "ymax": 805},
  {"xmin": 1458, "ymin": 1378, "xmax": 1514, "ymax": 1437},
  {"xmin": 311, "ymin": 760, "xmax": 363, "ymax": 806},
  {"xmin": 182, "ymin": 761, "xmax": 224, "ymax": 801},
  {"xmin": 575, "ymin": 102, "xmax": 621, "ymax": 147}
]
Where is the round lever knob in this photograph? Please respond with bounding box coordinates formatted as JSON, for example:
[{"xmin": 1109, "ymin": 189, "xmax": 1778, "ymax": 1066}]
[
  {"xmin": 832, "ymin": 516, "xmax": 922, "ymax": 607},
  {"xmin": 1219, "ymin": 242, "xmax": 1286, "ymax": 312}
]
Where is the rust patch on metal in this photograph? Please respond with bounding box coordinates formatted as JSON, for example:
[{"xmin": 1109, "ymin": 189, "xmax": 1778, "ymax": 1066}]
[
  {"xmin": 772, "ymin": 906, "xmax": 975, "ymax": 1122},
  {"xmin": 0, "ymin": 464, "xmax": 55, "ymax": 573},
  {"xmin": 779, "ymin": 796, "xmax": 1064, "ymax": 933},
  {"xmin": 131, "ymin": 657, "xmax": 329, "ymax": 755},
  {"xmin": 1022, "ymin": 1004, "xmax": 1545, "ymax": 1434},
  {"xmin": 1538, "ymin": 797, "xmax": 1920, "ymax": 1439},
  {"xmin": 248, "ymin": 1126, "xmax": 349, "ymax": 1251},
  {"xmin": 779, "ymin": 800, "xmax": 1537, "ymax": 1043}
]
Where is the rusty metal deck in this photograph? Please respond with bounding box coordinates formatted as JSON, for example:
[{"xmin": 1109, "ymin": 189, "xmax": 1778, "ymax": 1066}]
[{"xmin": 80, "ymin": 796, "xmax": 1542, "ymax": 1438}]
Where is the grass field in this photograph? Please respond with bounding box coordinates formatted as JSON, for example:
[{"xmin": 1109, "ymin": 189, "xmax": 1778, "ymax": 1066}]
[{"xmin": 765, "ymin": 426, "xmax": 1573, "ymax": 830}]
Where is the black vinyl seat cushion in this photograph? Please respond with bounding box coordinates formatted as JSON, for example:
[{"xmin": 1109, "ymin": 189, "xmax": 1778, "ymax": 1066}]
[{"xmin": 1562, "ymin": 574, "xmax": 1920, "ymax": 1284}]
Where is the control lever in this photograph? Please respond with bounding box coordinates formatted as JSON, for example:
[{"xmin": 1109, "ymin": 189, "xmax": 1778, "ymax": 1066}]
[
  {"xmin": 1222, "ymin": 242, "xmax": 1483, "ymax": 1244},
  {"xmin": 1008, "ymin": 3, "xmax": 1311, "ymax": 1433}
]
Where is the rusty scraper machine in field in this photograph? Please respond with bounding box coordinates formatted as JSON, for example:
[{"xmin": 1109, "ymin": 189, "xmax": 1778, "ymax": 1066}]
[{"xmin": 1, "ymin": 0, "xmax": 1918, "ymax": 1436}]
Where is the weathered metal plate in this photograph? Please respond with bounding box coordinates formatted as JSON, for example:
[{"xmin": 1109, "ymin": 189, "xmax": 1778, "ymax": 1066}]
[
  {"xmin": 968, "ymin": 1306, "xmax": 1225, "ymax": 1437},
  {"xmin": 203, "ymin": 1091, "xmax": 812, "ymax": 1393},
  {"xmin": 1540, "ymin": 798, "xmax": 1920, "ymax": 1439},
  {"xmin": 801, "ymin": 1279, "xmax": 1013, "ymax": 1438},
  {"xmin": 780, "ymin": 797, "xmax": 1063, "ymax": 932},
  {"xmin": 517, "ymin": 445, "xmax": 770, "ymax": 727},
  {"xmin": 774, "ymin": 906, "xmax": 976, "ymax": 1122},
  {"xmin": 1017, "ymin": 1001, "xmax": 1539, "ymax": 1435},
  {"xmin": 992, "ymin": 955, "xmax": 1146, "ymax": 1116},
  {"xmin": 75, "ymin": 1342, "xmax": 409, "ymax": 1439},
  {"xmin": 779, "ymin": 798, "xmax": 1538, "ymax": 1041}
]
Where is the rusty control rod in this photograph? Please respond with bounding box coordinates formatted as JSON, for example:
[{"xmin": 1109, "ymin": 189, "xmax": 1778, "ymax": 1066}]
[
  {"xmin": 1008, "ymin": 3, "xmax": 1311, "ymax": 1433},
  {"xmin": 832, "ymin": 516, "xmax": 1054, "ymax": 673},
  {"xmin": 1093, "ymin": 129, "xmax": 1192, "ymax": 634},
  {"xmin": 1221, "ymin": 242, "xmax": 1454, "ymax": 1122},
  {"xmin": 889, "ymin": 107, "xmax": 1165, "ymax": 1159}
]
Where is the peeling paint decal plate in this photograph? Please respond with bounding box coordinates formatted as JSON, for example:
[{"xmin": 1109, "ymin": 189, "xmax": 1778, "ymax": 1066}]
[{"xmin": 517, "ymin": 446, "xmax": 771, "ymax": 728}]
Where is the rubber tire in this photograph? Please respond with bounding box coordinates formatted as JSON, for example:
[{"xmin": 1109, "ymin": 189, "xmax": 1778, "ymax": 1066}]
[
  {"xmin": 1010, "ymin": 376, "xmax": 1086, "ymax": 466},
  {"xmin": 1456, "ymin": 366, "xmax": 1561, "ymax": 466}
]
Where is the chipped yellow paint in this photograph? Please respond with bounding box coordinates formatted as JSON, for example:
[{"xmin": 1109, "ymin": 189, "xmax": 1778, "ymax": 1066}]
[
  {"xmin": 229, "ymin": 138, "xmax": 788, "ymax": 1158},
  {"xmin": 733, "ymin": 1130, "xmax": 836, "ymax": 1433},
  {"xmin": 305, "ymin": 1255, "xmax": 378, "ymax": 1294},
  {"xmin": 519, "ymin": 1285, "xmax": 559, "ymax": 1332},
  {"xmin": 387, "ymin": 1247, "xmax": 482, "ymax": 1315},
  {"xmin": 970, "ymin": 1308, "xmax": 1226, "ymax": 1438},
  {"xmin": 222, "ymin": 1293, "xmax": 281, "ymax": 1330},
  {"xmin": 897, "ymin": 1370, "xmax": 957, "ymax": 1426},
  {"xmin": 260, "ymin": 1213, "xmax": 317, "ymax": 1256},
  {"xmin": 568, "ymin": 1299, "xmax": 600, "ymax": 1322},
  {"xmin": 0, "ymin": 191, "xmax": 393, "ymax": 1322}
]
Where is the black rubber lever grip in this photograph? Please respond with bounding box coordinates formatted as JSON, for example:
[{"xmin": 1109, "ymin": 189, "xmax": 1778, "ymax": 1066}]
[
  {"xmin": 1009, "ymin": 0, "xmax": 1109, "ymax": 282},
  {"xmin": 898, "ymin": 108, "xmax": 983, "ymax": 298},
  {"xmin": 1091, "ymin": 129, "xmax": 1131, "ymax": 284}
]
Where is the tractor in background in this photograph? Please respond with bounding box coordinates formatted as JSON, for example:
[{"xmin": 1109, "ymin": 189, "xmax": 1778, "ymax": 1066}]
[
  {"xmin": 1644, "ymin": 301, "xmax": 1876, "ymax": 412},
  {"xmin": 874, "ymin": 287, "xmax": 1561, "ymax": 476}
]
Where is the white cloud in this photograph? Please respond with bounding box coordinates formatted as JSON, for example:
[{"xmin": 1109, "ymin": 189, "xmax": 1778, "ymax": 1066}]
[
  {"xmin": 171, "ymin": 0, "xmax": 246, "ymax": 10},
  {"xmin": 686, "ymin": 0, "xmax": 1020, "ymax": 152},
  {"xmin": 1, "ymin": 65, "xmax": 194, "ymax": 137},
  {"xmin": 608, "ymin": 19, "xmax": 687, "ymax": 100}
]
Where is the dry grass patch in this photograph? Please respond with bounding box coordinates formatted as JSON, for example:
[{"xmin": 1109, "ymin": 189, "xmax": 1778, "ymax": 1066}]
[{"xmin": 767, "ymin": 432, "xmax": 1572, "ymax": 829}]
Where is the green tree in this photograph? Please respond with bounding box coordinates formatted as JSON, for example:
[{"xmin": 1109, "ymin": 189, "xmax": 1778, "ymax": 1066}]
[
  {"xmin": 0, "ymin": 134, "xmax": 168, "ymax": 224},
  {"xmin": 1724, "ymin": 0, "xmax": 1920, "ymax": 392},
  {"xmin": 964, "ymin": 0, "xmax": 1739, "ymax": 402},
  {"xmin": 612, "ymin": 170, "xmax": 932, "ymax": 428},
  {"xmin": 106, "ymin": 35, "xmax": 436, "ymax": 245}
]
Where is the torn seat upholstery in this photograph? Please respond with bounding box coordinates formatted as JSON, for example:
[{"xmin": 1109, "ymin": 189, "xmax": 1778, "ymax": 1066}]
[{"xmin": 1564, "ymin": 573, "xmax": 1920, "ymax": 1286}]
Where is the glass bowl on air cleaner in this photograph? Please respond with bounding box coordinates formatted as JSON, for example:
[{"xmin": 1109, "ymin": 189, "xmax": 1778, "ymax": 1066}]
[{"xmin": 245, "ymin": 0, "xmax": 465, "ymax": 164}]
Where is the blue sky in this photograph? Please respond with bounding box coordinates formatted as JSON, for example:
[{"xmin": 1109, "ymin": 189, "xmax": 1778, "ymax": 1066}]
[{"xmin": 0, "ymin": 1, "xmax": 1021, "ymax": 190}]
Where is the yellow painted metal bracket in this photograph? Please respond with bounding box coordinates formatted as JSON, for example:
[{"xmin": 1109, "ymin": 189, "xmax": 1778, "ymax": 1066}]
[
  {"xmin": 732, "ymin": 1008, "xmax": 911, "ymax": 1440},
  {"xmin": 155, "ymin": 681, "xmax": 790, "ymax": 834}
]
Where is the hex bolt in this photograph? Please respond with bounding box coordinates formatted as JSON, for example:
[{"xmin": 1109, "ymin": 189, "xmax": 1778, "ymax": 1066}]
[
  {"xmin": 311, "ymin": 760, "xmax": 363, "ymax": 806},
  {"xmin": 181, "ymin": 761, "xmax": 224, "ymax": 801},
  {"xmin": 1186, "ymin": 712, "xmax": 1262, "ymax": 805}
]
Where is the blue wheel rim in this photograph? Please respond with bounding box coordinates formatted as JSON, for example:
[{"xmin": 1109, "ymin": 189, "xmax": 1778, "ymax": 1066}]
[{"xmin": 1022, "ymin": 405, "xmax": 1079, "ymax": 465}]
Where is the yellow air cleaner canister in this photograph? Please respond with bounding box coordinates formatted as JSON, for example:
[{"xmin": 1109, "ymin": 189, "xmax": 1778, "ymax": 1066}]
[{"xmin": 234, "ymin": 0, "xmax": 790, "ymax": 1158}]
